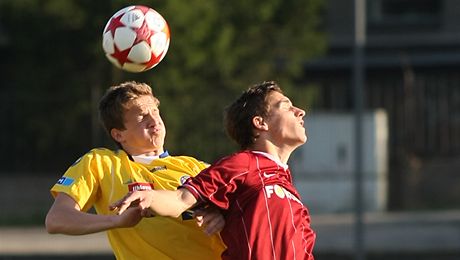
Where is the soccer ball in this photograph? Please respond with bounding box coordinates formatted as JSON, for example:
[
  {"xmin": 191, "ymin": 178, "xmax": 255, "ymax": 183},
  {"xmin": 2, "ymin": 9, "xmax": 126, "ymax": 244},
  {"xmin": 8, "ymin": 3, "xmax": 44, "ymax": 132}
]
[{"xmin": 102, "ymin": 5, "xmax": 170, "ymax": 73}]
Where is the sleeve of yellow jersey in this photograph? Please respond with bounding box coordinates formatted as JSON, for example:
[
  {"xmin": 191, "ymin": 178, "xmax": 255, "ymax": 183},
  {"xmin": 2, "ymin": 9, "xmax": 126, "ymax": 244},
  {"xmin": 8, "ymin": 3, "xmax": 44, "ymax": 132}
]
[
  {"xmin": 185, "ymin": 156, "xmax": 210, "ymax": 177},
  {"xmin": 50, "ymin": 150, "xmax": 101, "ymax": 212}
]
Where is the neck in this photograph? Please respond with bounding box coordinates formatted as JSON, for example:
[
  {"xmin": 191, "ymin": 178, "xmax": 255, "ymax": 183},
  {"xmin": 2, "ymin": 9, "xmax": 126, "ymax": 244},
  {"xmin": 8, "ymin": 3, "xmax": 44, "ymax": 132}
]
[
  {"xmin": 250, "ymin": 142, "xmax": 294, "ymax": 164},
  {"xmin": 124, "ymin": 148, "xmax": 164, "ymax": 157}
]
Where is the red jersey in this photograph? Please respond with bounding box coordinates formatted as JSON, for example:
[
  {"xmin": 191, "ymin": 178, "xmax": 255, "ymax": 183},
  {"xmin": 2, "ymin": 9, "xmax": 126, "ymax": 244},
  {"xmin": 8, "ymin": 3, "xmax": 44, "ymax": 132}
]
[{"xmin": 183, "ymin": 151, "xmax": 316, "ymax": 260}]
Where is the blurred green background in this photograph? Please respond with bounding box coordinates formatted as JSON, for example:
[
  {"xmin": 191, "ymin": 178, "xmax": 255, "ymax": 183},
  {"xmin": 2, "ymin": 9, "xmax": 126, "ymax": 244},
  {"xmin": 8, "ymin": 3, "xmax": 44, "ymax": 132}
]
[
  {"xmin": 1, "ymin": 0, "xmax": 460, "ymax": 259},
  {"xmin": 0, "ymin": 0, "xmax": 324, "ymax": 173}
]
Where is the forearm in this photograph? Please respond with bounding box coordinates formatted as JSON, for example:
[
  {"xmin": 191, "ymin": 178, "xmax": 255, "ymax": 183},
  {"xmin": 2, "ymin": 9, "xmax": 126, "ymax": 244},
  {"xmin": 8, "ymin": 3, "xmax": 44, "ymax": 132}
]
[
  {"xmin": 46, "ymin": 206, "xmax": 119, "ymax": 235},
  {"xmin": 46, "ymin": 193, "xmax": 136, "ymax": 235},
  {"xmin": 111, "ymin": 188, "xmax": 198, "ymax": 218},
  {"xmin": 148, "ymin": 188, "xmax": 197, "ymax": 218}
]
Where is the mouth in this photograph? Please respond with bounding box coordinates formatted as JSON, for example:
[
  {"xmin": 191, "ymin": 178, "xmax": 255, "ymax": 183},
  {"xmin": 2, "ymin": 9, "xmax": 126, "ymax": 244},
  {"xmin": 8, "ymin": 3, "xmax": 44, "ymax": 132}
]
[{"xmin": 149, "ymin": 128, "xmax": 162, "ymax": 135}]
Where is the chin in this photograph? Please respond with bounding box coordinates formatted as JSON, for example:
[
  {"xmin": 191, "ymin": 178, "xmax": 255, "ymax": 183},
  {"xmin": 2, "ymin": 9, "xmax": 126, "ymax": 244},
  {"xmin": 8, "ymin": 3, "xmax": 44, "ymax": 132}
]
[
  {"xmin": 299, "ymin": 133, "xmax": 307, "ymax": 143},
  {"xmin": 293, "ymin": 137, "xmax": 307, "ymax": 148}
]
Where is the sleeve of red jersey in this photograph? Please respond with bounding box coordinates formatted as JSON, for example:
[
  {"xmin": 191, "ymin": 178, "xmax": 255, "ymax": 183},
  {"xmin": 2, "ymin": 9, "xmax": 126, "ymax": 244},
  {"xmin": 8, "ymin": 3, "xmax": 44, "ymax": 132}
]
[{"xmin": 181, "ymin": 153, "xmax": 250, "ymax": 210}]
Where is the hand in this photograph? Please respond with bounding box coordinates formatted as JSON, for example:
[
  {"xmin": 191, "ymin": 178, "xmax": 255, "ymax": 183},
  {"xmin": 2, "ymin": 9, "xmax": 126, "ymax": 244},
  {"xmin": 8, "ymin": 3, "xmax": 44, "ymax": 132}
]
[
  {"xmin": 113, "ymin": 206, "xmax": 144, "ymax": 228},
  {"xmin": 110, "ymin": 190, "xmax": 155, "ymax": 215},
  {"xmin": 193, "ymin": 206, "xmax": 225, "ymax": 236}
]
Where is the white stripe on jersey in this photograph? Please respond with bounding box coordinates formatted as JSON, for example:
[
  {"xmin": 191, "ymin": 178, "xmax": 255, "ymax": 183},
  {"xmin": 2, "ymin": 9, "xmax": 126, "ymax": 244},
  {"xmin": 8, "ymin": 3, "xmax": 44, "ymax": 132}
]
[
  {"xmin": 236, "ymin": 200, "xmax": 252, "ymax": 258},
  {"xmin": 285, "ymin": 188, "xmax": 298, "ymax": 260},
  {"xmin": 183, "ymin": 184, "xmax": 206, "ymax": 202},
  {"xmin": 256, "ymin": 156, "xmax": 277, "ymax": 260},
  {"xmin": 292, "ymin": 239, "xmax": 296, "ymax": 260}
]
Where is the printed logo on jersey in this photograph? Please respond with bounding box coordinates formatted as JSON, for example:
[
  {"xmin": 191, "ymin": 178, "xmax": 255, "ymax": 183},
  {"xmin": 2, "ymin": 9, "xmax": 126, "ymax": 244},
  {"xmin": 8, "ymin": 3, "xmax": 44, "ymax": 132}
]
[
  {"xmin": 273, "ymin": 185, "xmax": 285, "ymax": 198},
  {"xmin": 180, "ymin": 175, "xmax": 191, "ymax": 185},
  {"xmin": 265, "ymin": 184, "xmax": 302, "ymax": 204},
  {"xmin": 56, "ymin": 177, "xmax": 74, "ymax": 186},
  {"xmin": 128, "ymin": 182, "xmax": 154, "ymax": 191},
  {"xmin": 150, "ymin": 166, "xmax": 167, "ymax": 172},
  {"xmin": 263, "ymin": 172, "xmax": 277, "ymax": 178}
]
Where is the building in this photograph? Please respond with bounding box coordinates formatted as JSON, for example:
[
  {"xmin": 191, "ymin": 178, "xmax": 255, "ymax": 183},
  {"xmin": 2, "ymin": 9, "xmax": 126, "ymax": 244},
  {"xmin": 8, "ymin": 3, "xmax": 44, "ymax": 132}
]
[{"xmin": 303, "ymin": 0, "xmax": 460, "ymax": 210}]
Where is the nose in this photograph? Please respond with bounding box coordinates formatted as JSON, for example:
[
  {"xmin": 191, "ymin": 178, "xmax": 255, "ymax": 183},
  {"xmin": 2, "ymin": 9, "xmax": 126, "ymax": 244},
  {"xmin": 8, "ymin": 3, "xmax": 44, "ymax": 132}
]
[
  {"xmin": 295, "ymin": 107, "xmax": 305, "ymax": 118},
  {"xmin": 146, "ymin": 112, "xmax": 160, "ymax": 126}
]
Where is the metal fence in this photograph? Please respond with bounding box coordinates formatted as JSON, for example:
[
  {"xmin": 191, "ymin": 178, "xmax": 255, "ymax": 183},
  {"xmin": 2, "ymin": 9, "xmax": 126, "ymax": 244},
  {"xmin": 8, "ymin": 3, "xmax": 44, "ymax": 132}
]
[
  {"xmin": 306, "ymin": 67, "xmax": 460, "ymax": 158},
  {"xmin": 304, "ymin": 67, "xmax": 460, "ymax": 210}
]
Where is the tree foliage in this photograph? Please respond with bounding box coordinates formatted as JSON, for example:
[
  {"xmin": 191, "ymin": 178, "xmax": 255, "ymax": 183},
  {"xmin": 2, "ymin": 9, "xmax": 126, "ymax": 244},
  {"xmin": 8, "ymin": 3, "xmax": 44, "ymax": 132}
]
[{"xmin": 0, "ymin": 0, "xmax": 325, "ymax": 173}]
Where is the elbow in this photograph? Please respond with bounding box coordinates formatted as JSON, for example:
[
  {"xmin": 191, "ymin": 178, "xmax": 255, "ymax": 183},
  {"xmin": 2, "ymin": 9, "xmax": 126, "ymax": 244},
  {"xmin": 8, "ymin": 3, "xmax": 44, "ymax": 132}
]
[
  {"xmin": 171, "ymin": 211, "xmax": 183, "ymax": 219},
  {"xmin": 45, "ymin": 213, "xmax": 60, "ymax": 234}
]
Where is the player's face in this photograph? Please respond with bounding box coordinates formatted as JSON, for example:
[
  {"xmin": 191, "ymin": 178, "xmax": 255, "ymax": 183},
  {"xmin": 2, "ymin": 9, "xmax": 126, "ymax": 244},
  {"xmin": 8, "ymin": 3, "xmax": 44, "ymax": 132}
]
[
  {"xmin": 264, "ymin": 91, "xmax": 306, "ymax": 148},
  {"xmin": 115, "ymin": 95, "xmax": 166, "ymax": 155}
]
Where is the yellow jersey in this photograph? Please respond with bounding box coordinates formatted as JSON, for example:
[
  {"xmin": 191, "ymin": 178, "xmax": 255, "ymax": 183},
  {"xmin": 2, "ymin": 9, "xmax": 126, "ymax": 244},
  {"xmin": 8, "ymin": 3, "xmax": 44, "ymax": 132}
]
[{"xmin": 50, "ymin": 148, "xmax": 225, "ymax": 260}]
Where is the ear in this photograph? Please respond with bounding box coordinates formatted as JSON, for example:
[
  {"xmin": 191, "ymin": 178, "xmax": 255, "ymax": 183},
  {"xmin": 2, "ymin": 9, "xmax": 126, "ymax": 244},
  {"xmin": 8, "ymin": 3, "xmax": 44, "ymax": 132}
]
[
  {"xmin": 110, "ymin": 128, "xmax": 124, "ymax": 143},
  {"xmin": 252, "ymin": 116, "xmax": 268, "ymax": 131}
]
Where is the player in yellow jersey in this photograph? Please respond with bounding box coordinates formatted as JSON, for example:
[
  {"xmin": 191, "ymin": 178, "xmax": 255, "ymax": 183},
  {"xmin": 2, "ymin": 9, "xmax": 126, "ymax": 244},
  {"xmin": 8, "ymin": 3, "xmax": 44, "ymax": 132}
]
[{"xmin": 45, "ymin": 81, "xmax": 226, "ymax": 260}]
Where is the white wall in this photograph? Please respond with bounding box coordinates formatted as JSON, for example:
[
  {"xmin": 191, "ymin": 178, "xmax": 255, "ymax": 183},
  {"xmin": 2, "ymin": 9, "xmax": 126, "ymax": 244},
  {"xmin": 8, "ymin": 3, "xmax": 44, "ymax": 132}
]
[{"xmin": 290, "ymin": 110, "xmax": 388, "ymax": 214}]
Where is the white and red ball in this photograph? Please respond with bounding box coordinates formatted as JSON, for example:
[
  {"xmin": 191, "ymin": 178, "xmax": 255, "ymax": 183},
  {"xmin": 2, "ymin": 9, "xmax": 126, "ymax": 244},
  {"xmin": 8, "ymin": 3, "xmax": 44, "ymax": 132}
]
[{"xmin": 102, "ymin": 5, "xmax": 170, "ymax": 73}]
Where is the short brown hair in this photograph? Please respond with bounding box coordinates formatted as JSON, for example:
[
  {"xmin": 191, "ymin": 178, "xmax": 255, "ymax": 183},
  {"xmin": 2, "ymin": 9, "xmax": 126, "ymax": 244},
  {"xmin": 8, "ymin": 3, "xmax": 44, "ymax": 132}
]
[
  {"xmin": 98, "ymin": 81, "xmax": 159, "ymax": 135},
  {"xmin": 224, "ymin": 81, "xmax": 282, "ymax": 150}
]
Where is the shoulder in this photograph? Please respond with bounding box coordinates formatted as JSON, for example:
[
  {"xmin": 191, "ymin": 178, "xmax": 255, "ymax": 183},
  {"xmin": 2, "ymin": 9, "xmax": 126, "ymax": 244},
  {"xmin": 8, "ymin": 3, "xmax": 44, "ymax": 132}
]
[
  {"xmin": 161, "ymin": 155, "xmax": 208, "ymax": 166},
  {"xmin": 87, "ymin": 148, "xmax": 127, "ymax": 157},
  {"xmin": 170, "ymin": 155, "xmax": 207, "ymax": 163},
  {"xmin": 81, "ymin": 147, "xmax": 115, "ymax": 155},
  {"xmin": 220, "ymin": 150, "xmax": 252, "ymax": 162},
  {"xmin": 72, "ymin": 148, "xmax": 127, "ymax": 166},
  {"xmin": 156, "ymin": 155, "xmax": 209, "ymax": 175},
  {"xmin": 211, "ymin": 151, "xmax": 252, "ymax": 169}
]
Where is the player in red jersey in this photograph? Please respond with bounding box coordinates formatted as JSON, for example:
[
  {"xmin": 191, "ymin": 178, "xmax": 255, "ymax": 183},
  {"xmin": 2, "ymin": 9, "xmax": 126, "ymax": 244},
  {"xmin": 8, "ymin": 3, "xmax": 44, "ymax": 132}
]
[{"xmin": 111, "ymin": 81, "xmax": 316, "ymax": 259}]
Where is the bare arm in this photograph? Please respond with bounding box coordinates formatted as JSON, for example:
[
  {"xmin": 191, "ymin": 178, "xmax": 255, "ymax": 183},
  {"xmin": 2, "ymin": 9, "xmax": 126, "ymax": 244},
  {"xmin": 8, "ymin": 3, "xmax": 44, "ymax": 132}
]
[
  {"xmin": 45, "ymin": 193, "xmax": 143, "ymax": 235},
  {"xmin": 110, "ymin": 188, "xmax": 197, "ymax": 218}
]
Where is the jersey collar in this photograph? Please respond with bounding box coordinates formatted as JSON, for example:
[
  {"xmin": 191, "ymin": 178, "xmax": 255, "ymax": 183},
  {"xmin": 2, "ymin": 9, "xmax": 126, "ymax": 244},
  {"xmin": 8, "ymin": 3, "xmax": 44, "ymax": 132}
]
[
  {"xmin": 251, "ymin": 151, "xmax": 288, "ymax": 170},
  {"xmin": 124, "ymin": 149, "xmax": 170, "ymax": 162},
  {"xmin": 159, "ymin": 150, "xmax": 169, "ymax": 158}
]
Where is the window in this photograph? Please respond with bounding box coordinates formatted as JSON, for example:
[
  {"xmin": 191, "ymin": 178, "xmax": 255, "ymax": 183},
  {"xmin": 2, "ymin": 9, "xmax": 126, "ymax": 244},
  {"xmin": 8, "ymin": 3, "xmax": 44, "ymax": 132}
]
[{"xmin": 368, "ymin": 0, "xmax": 442, "ymax": 33}]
